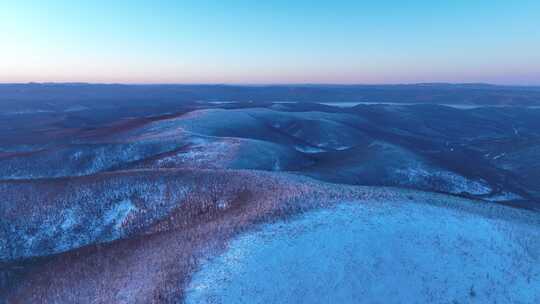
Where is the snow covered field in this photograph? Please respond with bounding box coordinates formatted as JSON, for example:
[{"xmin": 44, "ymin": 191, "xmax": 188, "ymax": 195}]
[{"xmin": 186, "ymin": 200, "xmax": 540, "ymax": 303}]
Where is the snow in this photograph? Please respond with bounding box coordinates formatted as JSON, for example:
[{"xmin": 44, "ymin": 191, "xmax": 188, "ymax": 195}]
[
  {"xmin": 272, "ymin": 158, "xmax": 281, "ymax": 171},
  {"xmin": 156, "ymin": 136, "xmax": 239, "ymax": 169},
  {"xmin": 294, "ymin": 145, "xmax": 326, "ymax": 153},
  {"xmin": 493, "ymin": 153, "xmax": 506, "ymax": 160},
  {"xmin": 60, "ymin": 208, "xmax": 79, "ymax": 230},
  {"xmin": 488, "ymin": 192, "xmax": 523, "ymax": 202},
  {"xmin": 1, "ymin": 110, "xmax": 55, "ymax": 115},
  {"xmin": 0, "ymin": 139, "xmax": 188, "ymax": 179},
  {"xmin": 104, "ymin": 199, "xmax": 137, "ymax": 231},
  {"xmin": 5, "ymin": 200, "xmax": 137, "ymax": 258},
  {"xmin": 1, "ymin": 178, "xmax": 189, "ymax": 261},
  {"xmin": 334, "ymin": 145, "xmax": 351, "ymax": 150},
  {"xmin": 394, "ymin": 166, "xmax": 492, "ymax": 195},
  {"xmin": 64, "ymin": 105, "xmax": 89, "ymax": 112},
  {"xmin": 185, "ymin": 201, "xmax": 540, "ymax": 304}
]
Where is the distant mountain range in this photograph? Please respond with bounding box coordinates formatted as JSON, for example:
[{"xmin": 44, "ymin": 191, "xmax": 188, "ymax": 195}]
[{"xmin": 1, "ymin": 83, "xmax": 540, "ymax": 113}]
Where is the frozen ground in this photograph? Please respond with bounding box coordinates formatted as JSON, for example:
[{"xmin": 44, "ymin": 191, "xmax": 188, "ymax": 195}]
[
  {"xmin": 186, "ymin": 200, "xmax": 540, "ymax": 304},
  {"xmin": 2, "ymin": 100, "xmax": 540, "ymax": 303}
]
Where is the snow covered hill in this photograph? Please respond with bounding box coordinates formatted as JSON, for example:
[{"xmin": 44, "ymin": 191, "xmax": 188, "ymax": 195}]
[
  {"xmin": 186, "ymin": 200, "xmax": 540, "ymax": 303},
  {"xmin": 2, "ymin": 102, "xmax": 540, "ymax": 303}
]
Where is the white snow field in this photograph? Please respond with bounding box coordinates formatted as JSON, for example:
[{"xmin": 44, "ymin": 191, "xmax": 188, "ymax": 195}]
[{"xmin": 185, "ymin": 200, "xmax": 540, "ymax": 304}]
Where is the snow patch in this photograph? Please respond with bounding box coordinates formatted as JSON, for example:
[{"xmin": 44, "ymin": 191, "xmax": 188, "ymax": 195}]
[
  {"xmin": 294, "ymin": 145, "xmax": 326, "ymax": 153},
  {"xmin": 104, "ymin": 199, "xmax": 138, "ymax": 231},
  {"xmin": 334, "ymin": 145, "xmax": 351, "ymax": 151},
  {"xmin": 488, "ymin": 192, "xmax": 523, "ymax": 202},
  {"xmin": 394, "ymin": 166, "xmax": 492, "ymax": 195}
]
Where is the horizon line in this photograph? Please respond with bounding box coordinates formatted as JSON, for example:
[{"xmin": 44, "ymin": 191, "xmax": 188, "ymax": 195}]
[{"xmin": 1, "ymin": 81, "xmax": 539, "ymax": 88}]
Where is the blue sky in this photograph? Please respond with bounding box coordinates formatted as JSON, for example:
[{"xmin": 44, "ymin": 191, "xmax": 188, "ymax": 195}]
[{"xmin": 1, "ymin": 1, "xmax": 539, "ymax": 84}]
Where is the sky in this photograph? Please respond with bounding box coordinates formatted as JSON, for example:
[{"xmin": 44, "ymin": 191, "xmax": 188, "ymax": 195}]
[{"xmin": 1, "ymin": 1, "xmax": 539, "ymax": 85}]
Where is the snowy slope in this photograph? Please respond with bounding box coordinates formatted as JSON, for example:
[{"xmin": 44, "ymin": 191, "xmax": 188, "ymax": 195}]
[{"xmin": 186, "ymin": 200, "xmax": 540, "ymax": 304}]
